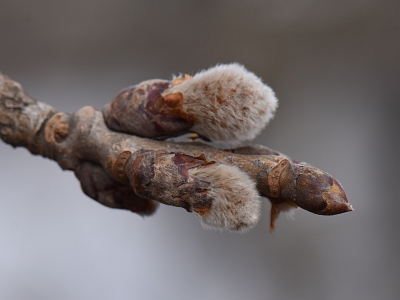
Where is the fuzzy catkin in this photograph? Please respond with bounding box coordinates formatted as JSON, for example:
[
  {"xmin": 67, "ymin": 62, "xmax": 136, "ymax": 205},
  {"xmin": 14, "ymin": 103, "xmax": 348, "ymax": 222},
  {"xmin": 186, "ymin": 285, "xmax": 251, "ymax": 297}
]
[
  {"xmin": 189, "ymin": 164, "xmax": 261, "ymax": 232},
  {"xmin": 163, "ymin": 63, "xmax": 278, "ymax": 144}
]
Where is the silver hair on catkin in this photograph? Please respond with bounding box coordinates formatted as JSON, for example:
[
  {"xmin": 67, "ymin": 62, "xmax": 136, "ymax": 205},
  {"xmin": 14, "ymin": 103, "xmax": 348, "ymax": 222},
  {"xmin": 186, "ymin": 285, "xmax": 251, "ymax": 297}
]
[
  {"xmin": 162, "ymin": 63, "xmax": 278, "ymax": 144},
  {"xmin": 189, "ymin": 164, "xmax": 261, "ymax": 233}
]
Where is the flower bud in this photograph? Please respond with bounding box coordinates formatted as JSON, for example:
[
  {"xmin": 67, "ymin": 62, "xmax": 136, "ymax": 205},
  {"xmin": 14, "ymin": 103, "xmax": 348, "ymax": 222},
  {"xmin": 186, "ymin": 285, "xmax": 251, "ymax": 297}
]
[
  {"xmin": 103, "ymin": 63, "xmax": 278, "ymax": 144},
  {"xmin": 163, "ymin": 63, "xmax": 278, "ymax": 144}
]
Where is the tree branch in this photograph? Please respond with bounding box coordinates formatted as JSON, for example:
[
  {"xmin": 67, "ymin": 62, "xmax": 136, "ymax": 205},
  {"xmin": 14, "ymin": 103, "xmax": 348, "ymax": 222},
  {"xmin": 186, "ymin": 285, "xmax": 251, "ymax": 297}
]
[{"xmin": 0, "ymin": 69, "xmax": 353, "ymax": 232}]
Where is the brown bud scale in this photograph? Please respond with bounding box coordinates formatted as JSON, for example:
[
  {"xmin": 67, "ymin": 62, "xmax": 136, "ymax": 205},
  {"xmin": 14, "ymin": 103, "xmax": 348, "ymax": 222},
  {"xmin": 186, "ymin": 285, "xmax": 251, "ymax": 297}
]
[
  {"xmin": 267, "ymin": 158, "xmax": 290, "ymax": 197},
  {"xmin": 111, "ymin": 150, "xmax": 131, "ymax": 184},
  {"xmin": 103, "ymin": 80, "xmax": 193, "ymax": 139}
]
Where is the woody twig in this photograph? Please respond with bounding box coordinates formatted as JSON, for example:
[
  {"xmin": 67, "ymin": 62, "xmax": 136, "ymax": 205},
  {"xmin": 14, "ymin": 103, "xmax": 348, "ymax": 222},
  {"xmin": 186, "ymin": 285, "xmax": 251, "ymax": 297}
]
[{"xmin": 0, "ymin": 65, "xmax": 352, "ymax": 233}]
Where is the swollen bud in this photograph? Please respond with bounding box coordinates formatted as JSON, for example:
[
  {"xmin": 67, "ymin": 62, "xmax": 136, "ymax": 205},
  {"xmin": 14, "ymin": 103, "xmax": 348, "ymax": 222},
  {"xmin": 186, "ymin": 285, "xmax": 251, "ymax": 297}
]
[
  {"xmin": 163, "ymin": 63, "xmax": 278, "ymax": 144},
  {"xmin": 190, "ymin": 164, "xmax": 261, "ymax": 232},
  {"xmin": 102, "ymin": 80, "xmax": 193, "ymax": 138},
  {"xmin": 75, "ymin": 161, "xmax": 157, "ymax": 216},
  {"xmin": 103, "ymin": 63, "xmax": 278, "ymax": 144},
  {"xmin": 130, "ymin": 150, "xmax": 260, "ymax": 232}
]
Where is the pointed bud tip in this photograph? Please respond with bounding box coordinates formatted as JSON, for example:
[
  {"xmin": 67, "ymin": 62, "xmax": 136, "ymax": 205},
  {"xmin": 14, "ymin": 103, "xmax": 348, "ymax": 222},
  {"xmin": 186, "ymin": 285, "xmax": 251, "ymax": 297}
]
[
  {"xmin": 321, "ymin": 178, "xmax": 353, "ymax": 215},
  {"xmin": 294, "ymin": 166, "xmax": 352, "ymax": 215}
]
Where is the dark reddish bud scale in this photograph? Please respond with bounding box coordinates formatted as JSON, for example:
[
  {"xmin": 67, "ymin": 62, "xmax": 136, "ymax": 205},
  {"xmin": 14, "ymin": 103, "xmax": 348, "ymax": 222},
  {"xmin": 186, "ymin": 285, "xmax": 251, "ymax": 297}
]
[{"xmin": 103, "ymin": 80, "xmax": 193, "ymax": 139}]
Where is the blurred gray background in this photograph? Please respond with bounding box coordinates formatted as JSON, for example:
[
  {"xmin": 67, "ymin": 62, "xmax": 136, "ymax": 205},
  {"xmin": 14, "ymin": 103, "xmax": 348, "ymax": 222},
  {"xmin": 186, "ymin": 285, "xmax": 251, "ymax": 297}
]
[{"xmin": 1, "ymin": 1, "xmax": 399, "ymax": 299}]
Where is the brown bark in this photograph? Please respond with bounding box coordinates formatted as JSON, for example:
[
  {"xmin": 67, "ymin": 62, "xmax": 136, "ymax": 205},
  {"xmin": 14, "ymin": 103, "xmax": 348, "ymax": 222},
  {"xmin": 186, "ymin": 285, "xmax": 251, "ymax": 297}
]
[{"xmin": 0, "ymin": 72, "xmax": 353, "ymax": 231}]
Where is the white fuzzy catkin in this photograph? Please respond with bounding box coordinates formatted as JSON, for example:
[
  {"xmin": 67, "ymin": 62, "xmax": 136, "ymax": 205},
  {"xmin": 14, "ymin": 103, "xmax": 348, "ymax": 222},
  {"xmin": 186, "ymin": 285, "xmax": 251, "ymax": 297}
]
[
  {"xmin": 189, "ymin": 164, "xmax": 261, "ymax": 233},
  {"xmin": 163, "ymin": 63, "xmax": 278, "ymax": 144}
]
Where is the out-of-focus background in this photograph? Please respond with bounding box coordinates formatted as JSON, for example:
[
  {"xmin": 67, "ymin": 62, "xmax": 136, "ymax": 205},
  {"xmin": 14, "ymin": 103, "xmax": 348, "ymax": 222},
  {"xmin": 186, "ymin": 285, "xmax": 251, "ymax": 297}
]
[{"xmin": 1, "ymin": 1, "xmax": 399, "ymax": 299}]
